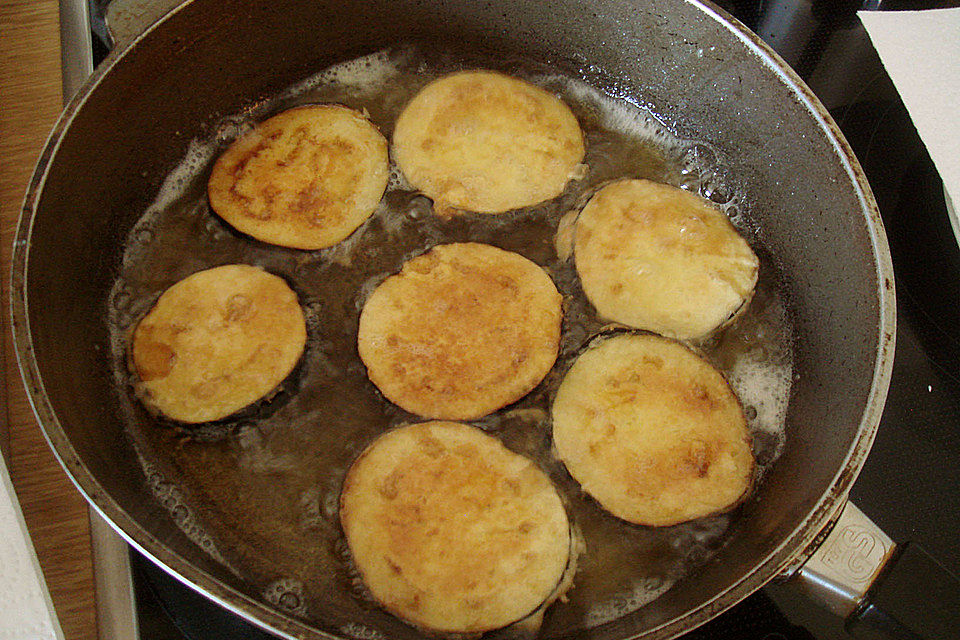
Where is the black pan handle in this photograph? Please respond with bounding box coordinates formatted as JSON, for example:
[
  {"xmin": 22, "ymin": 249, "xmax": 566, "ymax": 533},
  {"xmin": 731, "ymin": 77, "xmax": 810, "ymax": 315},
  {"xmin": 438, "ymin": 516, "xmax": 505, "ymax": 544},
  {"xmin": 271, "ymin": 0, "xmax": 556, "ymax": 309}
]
[
  {"xmin": 845, "ymin": 541, "xmax": 960, "ymax": 640},
  {"xmin": 789, "ymin": 502, "xmax": 960, "ymax": 640}
]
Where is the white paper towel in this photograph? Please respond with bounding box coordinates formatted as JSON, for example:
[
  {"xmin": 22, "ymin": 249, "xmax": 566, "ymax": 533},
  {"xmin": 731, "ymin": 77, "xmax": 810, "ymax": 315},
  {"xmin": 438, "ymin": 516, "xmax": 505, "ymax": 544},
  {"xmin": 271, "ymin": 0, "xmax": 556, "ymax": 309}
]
[
  {"xmin": 0, "ymin": 453, "xmax": 62, "ymax": 640},
  {"xmin": 859, "ymin": 8, "xmax": 960, "ymax": 229}
]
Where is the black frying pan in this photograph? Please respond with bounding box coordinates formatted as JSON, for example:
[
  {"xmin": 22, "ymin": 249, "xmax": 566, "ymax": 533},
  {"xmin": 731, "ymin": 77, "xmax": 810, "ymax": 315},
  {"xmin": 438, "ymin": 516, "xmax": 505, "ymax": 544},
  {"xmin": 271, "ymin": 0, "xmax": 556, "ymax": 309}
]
[{"xmin": 15, "ymin": 0, "xmax": 953, "ymax": 638}]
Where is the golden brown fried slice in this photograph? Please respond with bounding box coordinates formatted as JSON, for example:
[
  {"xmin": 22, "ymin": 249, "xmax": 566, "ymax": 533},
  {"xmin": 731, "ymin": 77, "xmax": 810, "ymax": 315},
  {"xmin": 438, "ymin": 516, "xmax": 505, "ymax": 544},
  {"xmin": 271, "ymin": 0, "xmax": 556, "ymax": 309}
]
[
  {"xmin": 357, "ymin": 243, "xmax": 562, "ymax": 420},
  {"xmin": 208, "ymin": 105, "xmax": 388, "ymax": 249},
  {"xmin": 552, "ymin": 333, "xmax": 754, "ymax": 526},
  {"xmin": 130, "ymin": 265, "xmax": 306, "ymax": 423},
  {"xmin": 574, "ymin": 179, "xmax": 759, "ymax": 339},
  {"xmin": 393, "ymin": 70, "xmax": 585, "ymax": 214},
  {"xmin": 340, "ymin": 421, "xmax": 571, "ymax": 634}
]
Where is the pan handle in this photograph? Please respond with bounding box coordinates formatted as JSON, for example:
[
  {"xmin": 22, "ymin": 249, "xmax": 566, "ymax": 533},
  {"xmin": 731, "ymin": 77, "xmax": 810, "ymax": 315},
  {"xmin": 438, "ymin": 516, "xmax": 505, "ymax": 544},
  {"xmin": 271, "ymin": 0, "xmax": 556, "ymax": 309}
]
[{"xmin": 790, "ymin": 501, "xmax": 960, "ymax": 640}]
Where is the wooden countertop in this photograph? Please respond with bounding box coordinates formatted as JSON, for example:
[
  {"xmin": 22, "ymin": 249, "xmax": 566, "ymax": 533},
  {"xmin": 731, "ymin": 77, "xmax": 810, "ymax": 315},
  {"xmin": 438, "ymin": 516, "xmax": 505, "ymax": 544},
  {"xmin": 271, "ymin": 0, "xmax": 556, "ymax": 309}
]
[{"xmin": 0, "ymin": 1, "xmax": 99, "ymax": 638}]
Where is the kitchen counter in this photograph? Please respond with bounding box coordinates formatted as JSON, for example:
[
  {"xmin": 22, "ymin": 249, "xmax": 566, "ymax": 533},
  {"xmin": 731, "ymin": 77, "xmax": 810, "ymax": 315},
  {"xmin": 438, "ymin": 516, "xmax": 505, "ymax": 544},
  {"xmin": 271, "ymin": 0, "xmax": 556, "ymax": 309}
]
[{"xmin": 0, "ymin": 0, "xmax": 98, "ymax": 637}]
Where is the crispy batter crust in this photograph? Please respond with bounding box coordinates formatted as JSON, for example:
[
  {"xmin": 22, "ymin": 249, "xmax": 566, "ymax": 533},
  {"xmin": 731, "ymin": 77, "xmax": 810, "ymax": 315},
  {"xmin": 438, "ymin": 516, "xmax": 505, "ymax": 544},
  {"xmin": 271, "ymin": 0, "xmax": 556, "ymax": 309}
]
[
  {"xmin": 393, "ymin": 70, "xmax": 585, "ymax": 214},
  {"xmin": 130, "ymin": 265, "xmax": 306, "ymax": 423},
  {"xmin": 552, "ymin": 333, "xmax": 754, "ymax": 526},
  {"xmin": 340, "ymin": 421, "xmax": 570, "ymax": 633},
  {"xmin": 208, "ymin": 105, "xmax": 388, "ymax": 249},
  {"xmin": 357, "ymin": 243, "xmax": 562, "ymax": 420},
  {"xmin": 574, "ymin": 179, "xmax": 759, "ymax": 339}
]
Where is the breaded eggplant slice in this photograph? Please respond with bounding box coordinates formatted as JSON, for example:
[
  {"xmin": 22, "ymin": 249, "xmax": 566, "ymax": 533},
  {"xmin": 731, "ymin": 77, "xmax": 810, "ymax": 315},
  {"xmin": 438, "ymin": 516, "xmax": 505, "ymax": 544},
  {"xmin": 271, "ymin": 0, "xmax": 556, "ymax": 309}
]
[
  {"xmin": 130, "ymin": 264, "xmax": 306, "ymax": 423},
  {"xmin": 208, "ymin": 105, "xmax": 388, "ymax": 249},
  {"xmin": 574, "ymin": 179, "xmax": 758, "ymax": 340},
  {"xmin": 552, "ymin": 333, "xmax": 754, "ymax": 526},
  {"xmin": 357, "ymin": 243, "xmax": 562, "ymax": 420},
  {"xmin": 393, "ymin": 70, "xmax": 585, "ymax": 214},
  {"xmin": 340, "ymin": 421, "xmax": 571, "ymax": 634}
]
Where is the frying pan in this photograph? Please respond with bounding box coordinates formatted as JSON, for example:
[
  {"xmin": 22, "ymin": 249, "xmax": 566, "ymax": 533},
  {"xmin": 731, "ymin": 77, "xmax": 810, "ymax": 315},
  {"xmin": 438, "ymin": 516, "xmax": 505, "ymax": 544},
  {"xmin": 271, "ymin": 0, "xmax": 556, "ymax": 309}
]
[{"xmin": 11, "ymin": 0, "xmax": 957, "ymax": 638}]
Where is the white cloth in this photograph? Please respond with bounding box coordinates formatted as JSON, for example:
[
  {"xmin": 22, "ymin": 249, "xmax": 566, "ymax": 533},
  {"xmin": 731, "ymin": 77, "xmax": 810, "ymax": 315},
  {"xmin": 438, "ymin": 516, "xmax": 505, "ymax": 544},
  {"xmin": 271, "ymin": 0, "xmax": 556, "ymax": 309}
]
[
  {"xmin": 0, "ymin": 453, "xmax": 62, "ymax": 640},
  {"xmin": 859, "ymin": 8, "xmax": 960, "ymax": 237}
]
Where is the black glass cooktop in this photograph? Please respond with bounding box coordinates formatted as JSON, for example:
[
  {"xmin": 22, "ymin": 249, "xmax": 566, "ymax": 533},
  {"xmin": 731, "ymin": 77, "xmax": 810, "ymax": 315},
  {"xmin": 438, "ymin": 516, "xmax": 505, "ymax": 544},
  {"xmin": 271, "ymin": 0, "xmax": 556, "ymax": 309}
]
[{"xmin": 119, "ymin": 1, "xmax": 960, "ymax": 638}]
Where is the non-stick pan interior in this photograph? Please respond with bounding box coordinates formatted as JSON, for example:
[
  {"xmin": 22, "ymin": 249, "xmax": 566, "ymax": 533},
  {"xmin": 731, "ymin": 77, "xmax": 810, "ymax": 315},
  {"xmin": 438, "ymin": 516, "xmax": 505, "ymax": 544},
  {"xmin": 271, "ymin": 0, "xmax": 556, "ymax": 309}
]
[{"xmin": 16, "ymin": 0, "xmax": 890, "ymax": 638}]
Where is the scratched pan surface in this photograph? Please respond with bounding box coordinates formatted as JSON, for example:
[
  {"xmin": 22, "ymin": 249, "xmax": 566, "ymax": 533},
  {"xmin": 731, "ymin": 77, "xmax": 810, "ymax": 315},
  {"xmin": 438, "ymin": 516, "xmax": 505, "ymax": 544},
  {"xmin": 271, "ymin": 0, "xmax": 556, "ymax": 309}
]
[{"xmin": 12, "ymin": 1, "xmax": 894, "ymax": 639}]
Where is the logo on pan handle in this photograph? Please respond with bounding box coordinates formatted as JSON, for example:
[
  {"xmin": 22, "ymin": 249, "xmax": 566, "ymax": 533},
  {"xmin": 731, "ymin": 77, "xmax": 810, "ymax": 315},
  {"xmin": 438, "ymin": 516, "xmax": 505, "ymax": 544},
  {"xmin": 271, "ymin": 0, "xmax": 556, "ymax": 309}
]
[{"xmin": 820, "ymin": 524, "xmax": 889, "ymax": 584}]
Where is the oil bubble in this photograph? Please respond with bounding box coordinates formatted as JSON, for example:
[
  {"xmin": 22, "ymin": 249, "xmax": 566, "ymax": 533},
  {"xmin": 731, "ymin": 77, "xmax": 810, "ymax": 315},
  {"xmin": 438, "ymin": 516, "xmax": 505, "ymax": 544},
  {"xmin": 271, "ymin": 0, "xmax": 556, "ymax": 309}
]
[{"xmin": 265, "ymin": 579, "xmax": 307, "ymax": 615}]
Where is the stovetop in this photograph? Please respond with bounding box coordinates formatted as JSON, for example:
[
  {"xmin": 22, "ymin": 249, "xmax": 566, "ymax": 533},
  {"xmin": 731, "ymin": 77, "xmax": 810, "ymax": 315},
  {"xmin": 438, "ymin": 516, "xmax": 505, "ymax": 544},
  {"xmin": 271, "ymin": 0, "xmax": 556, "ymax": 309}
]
[{"xmin": 72, "ymin": 1, "xmax": 960, "ymax": 639}]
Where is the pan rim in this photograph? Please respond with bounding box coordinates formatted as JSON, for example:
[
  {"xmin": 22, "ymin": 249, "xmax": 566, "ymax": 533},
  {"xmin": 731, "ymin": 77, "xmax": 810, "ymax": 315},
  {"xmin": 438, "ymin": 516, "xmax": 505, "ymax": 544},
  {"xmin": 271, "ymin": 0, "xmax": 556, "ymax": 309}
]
[{"xmin": 9, "ymin": 0, "xmax": 896, "ymax": 638}]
